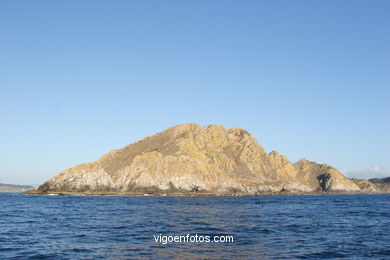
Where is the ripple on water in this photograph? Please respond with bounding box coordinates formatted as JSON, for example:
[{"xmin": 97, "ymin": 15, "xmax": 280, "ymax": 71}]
[{"xmin": 0, "ymin": 193, "xmax": 389, "ymax": 259}]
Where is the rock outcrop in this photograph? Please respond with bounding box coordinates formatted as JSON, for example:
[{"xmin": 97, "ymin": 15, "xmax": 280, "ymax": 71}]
[
  {"xmin": 352, "ymin": 177, "xmax": 390, "ymax": 193},
  {"xmin": 28, "ymin": 123, "xmax": 386, "ymax": 195}
]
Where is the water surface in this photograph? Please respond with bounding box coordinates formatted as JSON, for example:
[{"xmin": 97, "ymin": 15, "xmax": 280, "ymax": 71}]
[{"xmin": 1, "ymin": 193, "xmax": 389, "ymax": 259}]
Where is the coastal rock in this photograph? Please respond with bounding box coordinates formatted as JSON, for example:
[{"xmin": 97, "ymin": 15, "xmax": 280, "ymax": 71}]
[
  {"xmin": 351, "ymin": 179, "xmax": 378, "ymax": 193},
  {"xmin": 30, "ymin": 123, "xmax": 375, "ymax": 195},
  {"xmin": 352, "ymin": 177, "xmax": 390, "ymax": 193},
  {"xmin": 37, "ymin": 161, "xmax": 114, "ymax": 193},
  {"xmin": 293, "ymin": 160, "xmax": 360, "ymax": 192}
]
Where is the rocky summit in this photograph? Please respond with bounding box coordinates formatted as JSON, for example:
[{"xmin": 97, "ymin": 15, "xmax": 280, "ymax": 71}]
[{"xmin": 28, "ymin": 124, "xmax": 389, "ymax": 195}]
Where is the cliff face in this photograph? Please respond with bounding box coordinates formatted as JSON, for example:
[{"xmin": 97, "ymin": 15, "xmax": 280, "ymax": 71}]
[
  {"xmin": 33, "ymin": 123, "xmax": 372, "ymax": 195},
  {"xmin": 352, "ymin": 177, "xmax": 390, "ymax": 193}
]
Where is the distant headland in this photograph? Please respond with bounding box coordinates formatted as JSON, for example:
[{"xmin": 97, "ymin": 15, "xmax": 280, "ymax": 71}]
[
  {"xmin": 27, "ymin": 124, "xmax": 390, "ymax": 195},
  {"xmin": 1, "ymin": 183, "xmax": 33, "ymax": 192}
]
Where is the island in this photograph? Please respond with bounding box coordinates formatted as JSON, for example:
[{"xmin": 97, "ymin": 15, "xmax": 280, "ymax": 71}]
[{"xmin": 27, "ymin": 123, "xmax": 390, "ymax": 195}]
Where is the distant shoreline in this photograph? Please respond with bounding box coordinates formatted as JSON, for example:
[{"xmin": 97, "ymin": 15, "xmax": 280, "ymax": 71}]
[
  {"xmin": 25, "ymin": 189, "xmax": 389, "ymax": 196},
  {"xmin": 0, "ymin": 183, "xmax": 34, "ymax": 192}
]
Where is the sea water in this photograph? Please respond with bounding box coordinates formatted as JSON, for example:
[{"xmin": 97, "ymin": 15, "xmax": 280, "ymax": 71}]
[{"xmin": 1, "ymin": 193, "xmax": 389, "ymax": 259}]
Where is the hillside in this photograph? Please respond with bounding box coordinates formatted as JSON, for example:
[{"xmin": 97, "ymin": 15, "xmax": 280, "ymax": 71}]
[{"xmin": 28, "ymin": 124, "xmax": 387, "ymax": 195}]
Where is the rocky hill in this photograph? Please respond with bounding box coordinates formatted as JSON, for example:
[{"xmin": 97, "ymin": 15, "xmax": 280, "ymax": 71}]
[
  {"xmin": 27, "ymin": 124, "xmax": 389, "ymax": 195},
  {"xmin": 369, "ymin": 177, "xmax": 390, "ymax": 183},
  {"xmin": 352, "ymin": 177, "xmax": 390, "ymax": 193}
]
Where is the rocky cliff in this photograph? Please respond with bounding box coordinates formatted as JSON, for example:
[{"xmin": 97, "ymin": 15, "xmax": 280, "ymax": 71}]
[
  {"xmin": 352, "ymin": 177, "xmax": 390, "ymax": 193},
  {"xmin": 28, "ymin": 124, "xmax": 387, "ymax": 195}
]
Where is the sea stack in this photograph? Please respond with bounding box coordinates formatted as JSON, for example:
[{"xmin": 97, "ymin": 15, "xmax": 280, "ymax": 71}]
[{"xmin": 29, "ymin": 123, "xmax": 383, "ymax": 195}]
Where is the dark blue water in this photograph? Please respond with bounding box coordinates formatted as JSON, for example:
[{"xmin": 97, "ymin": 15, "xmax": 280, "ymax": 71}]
[{"xmin": 1, "ymin": 193, "xmax": 389, "ymax": 259}]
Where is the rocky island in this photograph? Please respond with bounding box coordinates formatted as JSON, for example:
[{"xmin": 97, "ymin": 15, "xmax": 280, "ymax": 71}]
[{"xmin": 27, "ymin": 124, "xmax": 390, "ymax": 195}]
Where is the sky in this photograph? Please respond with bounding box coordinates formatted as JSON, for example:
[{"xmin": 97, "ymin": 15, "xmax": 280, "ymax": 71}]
[{"xmin": 0, "ymin": 0, "xmax": 389, "ymax": 185}]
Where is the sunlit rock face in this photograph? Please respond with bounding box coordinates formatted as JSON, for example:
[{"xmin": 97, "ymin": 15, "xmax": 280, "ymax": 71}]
[
  {"xmin": 34, "ymin": 123, "xmax": 366, "ymax": 195},
  {"xmin": 352, "ymin": 177, "xmax": 390, "ymax": 193}
]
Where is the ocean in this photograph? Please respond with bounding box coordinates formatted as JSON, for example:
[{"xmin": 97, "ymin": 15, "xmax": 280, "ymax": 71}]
[{"xmin": 1, "ymin": 193, "xmax": 389, "ymax": 259}]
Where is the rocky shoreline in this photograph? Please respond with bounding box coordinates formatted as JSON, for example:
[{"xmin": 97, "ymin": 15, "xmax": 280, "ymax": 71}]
[{"xmin": 25, "ymin": 189, "xmax": 390, "ymax": 196}]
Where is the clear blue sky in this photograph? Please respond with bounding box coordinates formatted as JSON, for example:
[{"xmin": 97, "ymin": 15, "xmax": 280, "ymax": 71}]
[{"xmin": 0, "ymin": 1, "xmax": 389, "ymax": 185}]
